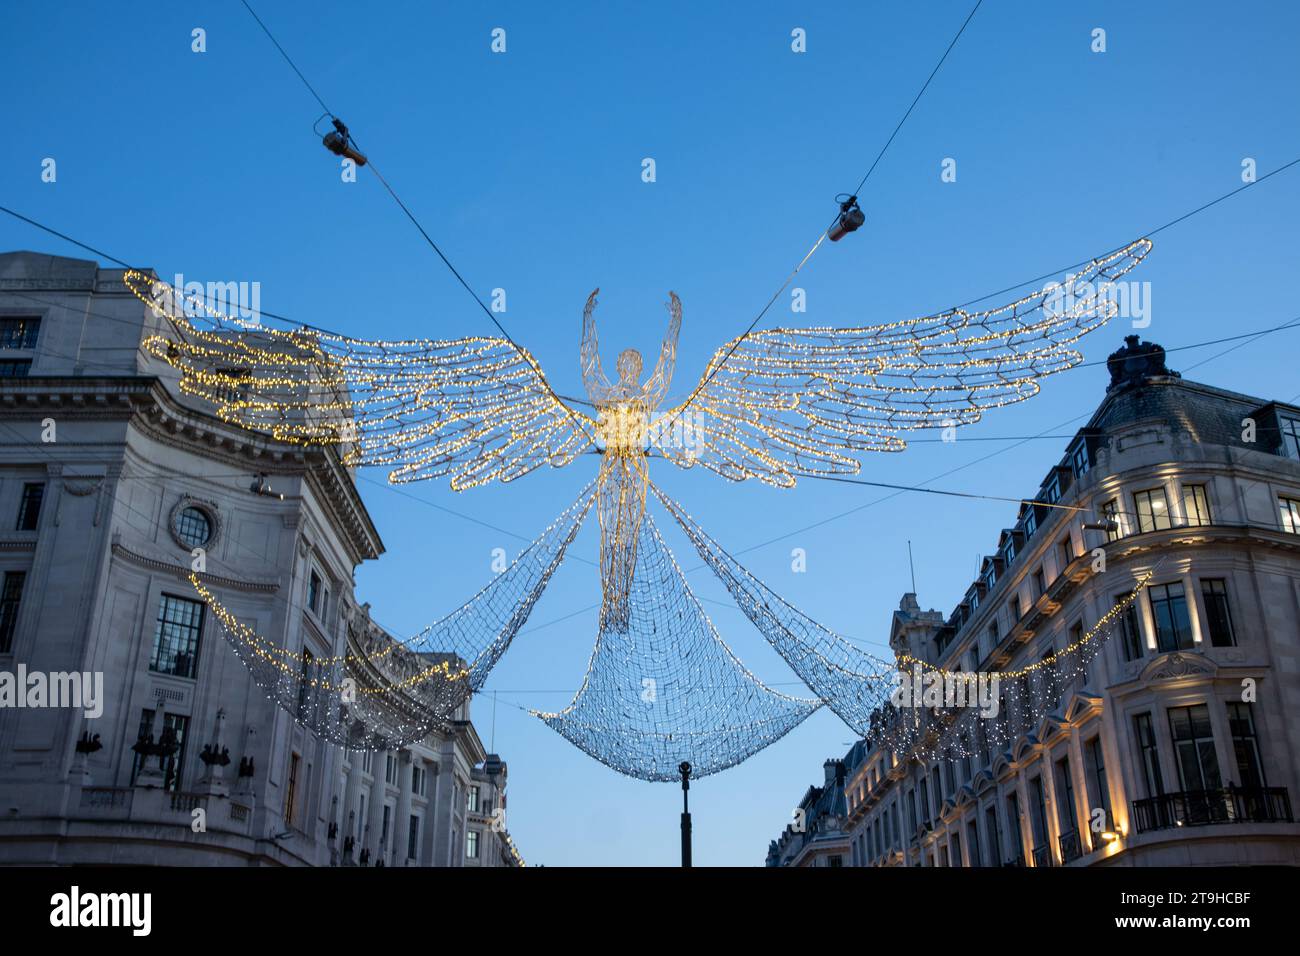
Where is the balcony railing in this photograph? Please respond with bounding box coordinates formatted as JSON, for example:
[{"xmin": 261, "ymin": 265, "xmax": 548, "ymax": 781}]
[
  {"xmin": 1132, "ymin": 786, "xmax": 1293, "ymax": 833},
  {"xmin": 1058, "ymin": 829, "xmax": 1083, "ymax": 863},
  {"xmin": 1031, "ymin": 843, "xmax": 1053, "ymax": 868}
]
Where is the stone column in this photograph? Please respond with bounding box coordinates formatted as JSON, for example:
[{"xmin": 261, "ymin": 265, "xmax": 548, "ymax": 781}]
[
  {"xmin": 364, "ymin": 749, "xmax": 388, "ymax": 864},
  {"xmin": 394, "ymin": 750, "xmax": 414, "ymax": 865}
]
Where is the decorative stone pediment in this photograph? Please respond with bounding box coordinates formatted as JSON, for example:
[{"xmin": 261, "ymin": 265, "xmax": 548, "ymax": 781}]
[
  {"xmin": 954, "ymin": 785, "xmax": 976, "ymax": 809},
  {"xmin": 1140, "ymin": 651, "xmax": 1218, "ymax": 684},
  {"xmin": 1011, "ymin": 734, "xmax": 1040, "ymax": 764},
  {"xmin": 1034, "ymin": 712, "xmax": 1068, "ymax": 746},
  {"xmin": 1063, "ymin": 690, "xmax": 1103, "ymax": 724},
  {"xmin": 991, "ymin": 749, "xmax": 1014, "ymax": 779},
  {"xmin": 972, "ymin": 768, "xmax": 996, "ymax": 795}
]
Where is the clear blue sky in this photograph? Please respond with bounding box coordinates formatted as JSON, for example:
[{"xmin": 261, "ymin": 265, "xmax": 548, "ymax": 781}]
[{"xmin": 3, "ymin": 1, "xmax": 1298, "ymax": 865}]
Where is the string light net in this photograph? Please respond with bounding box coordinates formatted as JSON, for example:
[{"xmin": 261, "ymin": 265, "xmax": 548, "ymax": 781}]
[
  {"xmin": 873, "ymin": 573, "xmax": 1153, "ymax": 763},
  {"xmin": 656, "ymin": 483, "xmax": 1153, "ymax": 765},
  {"xmin": 653, "ymin": 485, "xmax": 898, "ymax": 734},
  {"xmin": 536, "ymin": 513, "xmax": 821, "ymax": 782},
  {"xmin": 195, "ymin": 484, "xmax": 595, "ymax": 750}
]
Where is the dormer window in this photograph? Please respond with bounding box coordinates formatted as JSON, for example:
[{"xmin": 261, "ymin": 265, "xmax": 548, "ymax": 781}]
[
  {"xmin": 1279, "ymin": 416, "xmax": 1300, "ymax": 459},
  {"xmin": 1070, "ymin": 443, "xmax": 1090, "ymax": 478}
]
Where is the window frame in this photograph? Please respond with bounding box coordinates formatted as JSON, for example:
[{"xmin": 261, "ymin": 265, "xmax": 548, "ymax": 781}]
[
  {"xmin": 1133, "ymin": 486, "xmax": 1173, "ymax": 533},
  {"xmin": 16, "ymin": 482, "xmax": 44, "ymax": 532},
  {"xmin": 0, "ymin": 570, "xmax": 26, "ymax": 653},
  {"xmin": 149, "ymin": 592, "xmax": 205, "ymax": 679},
  {"xmin": 1181, "ymin": 484, "xmax": 1212, "ymax": 527},
  {"xmin": 1199, "ymin": 578, "xmax": 1236, "ymax": 647},
  {"xmin": 1280, "ymin": 496, "xmax": 1300, "ymax": 534}
]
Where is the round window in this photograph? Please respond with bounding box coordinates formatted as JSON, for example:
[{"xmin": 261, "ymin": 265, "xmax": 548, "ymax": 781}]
[{"xmin": 173, "ymin": 506, "xmax": 212, "ymax": 549}]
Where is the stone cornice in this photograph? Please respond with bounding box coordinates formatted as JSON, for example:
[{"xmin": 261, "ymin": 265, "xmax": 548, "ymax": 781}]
[
  {"xmin": 0, "ymin": 375, "xmax": 384, "ymax": 564},
  {"xmin": 112, "ymin": 540, "xmax": 280, "ymax": 593}
]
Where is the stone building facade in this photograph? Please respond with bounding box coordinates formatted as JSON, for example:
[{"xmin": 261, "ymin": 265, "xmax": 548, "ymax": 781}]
[
  {"xmin": 0, "ymin": 251, "xmax": 522, "ymax": 867},
  {"xmin": 772, "ymin": 337, "xmax": 1300, "ymax": 867}
]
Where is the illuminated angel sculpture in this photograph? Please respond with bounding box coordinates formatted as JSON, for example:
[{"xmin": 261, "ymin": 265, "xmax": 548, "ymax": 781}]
[{"xmin": 127, "ymin": 237, "xmax": 1154, "ymax": 779}]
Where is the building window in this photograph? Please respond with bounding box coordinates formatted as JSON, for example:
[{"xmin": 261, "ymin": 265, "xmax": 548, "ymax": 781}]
[
  {"xmin": 1005, "ymin": 792, "xmax": 1021, "ymax": 861},
  {"xmin": 1200, "ymin": 579, "xmax": 1235, "ymax": 647},
  {"xmin": 1057, "ymin": 537, "xmax": 1073, "ymax": 578},
  {"xmin": 1182, "ymin": 484, "xmax": 1212, "ymax": 527},
  {"xmin": 150, "ymin": 593, "xmax": 204, "ymax": 679},
  {"xmin": 1134, "ymin": 712, "xmax": 1164, "ymax": 797},
  {"xmin": 1009, "ymin": 594, "xmax": 1022, "ymax": 623},
  {"xmin": 0, "ymin": 317, "xmax": 40, "ymax": 350},
  {"xmin": 16, "ymin": 482, "xmax": 44, "ymax": 531},
  {"xmin": 296, "ymin": 649, "xmax": 315, "ymax": 719},
  {"xmin": 412, "ymin": 764, "xmax": 426, "ymax": 797},
  {"xmin": 284, "ymin": 752, "xmax": 301, "ymax": 826},
  {"xmin": 1280, "ymin": 416, "xmax": 1300, "ymax": 459},
  {"xmin": 1116, "ymin": 593, "xmax": 1144, "ymax": 661},
  {"xmin": 1100, "ymin": 498, "xmax": 1121, "ymax": 541},
  {"xmin": 1133, "ymin": 487, "xmax": 1172, "ymax": 533},
  {"xmin": 362, "ymin": 751, "xmax": 373, "ymax": 775},
  {"xmin": 467, "ymin": 785, "xmax": 480, "ymax": 814},
  {"xmin": 1071, "ymin": 443, "xmax": 1090, "ymax": 479},
  {"xmin": 0, "ymin": 360, "xmax": 31, "ymax": 377},
  {"xmin": 1086, "ymin": 736, "xmax": 1112, "ymax": 827},
  {"xmin": 385, "ymin": 754, "xmax": 398, "ymax": 785},
  {"xmin": 985, "ymin": 805, "xmax": 1002, "ymax": 865},
  {"xmin": 466, "ymin": 830, "xmax": 480, "ymax": 859},
  {"xmin": 132, "ymin": 709, "xmax": 189, "ymax": 792},
  {"xmin": 1168, "ymin": 704, "xmax": 1222, "ymax": 792},
  {"xmin": 1067, "ymin": 621, "xmax": 1085, "ymax": 684},
  {"xmin": 1032, "ymin": 568, "xmax": 1046, "ymax": 599},
  {"xmin": 1227, "ymin": 702, "xmax": 1265, "ymax": 789},
  {"xmin": 1029, "ymin": 775, "xmax": 1049, "ymax": 856},
  {"xmin": 1043, "ymin": 477, "xmax": 1061, "ymax": 505},
  {"xmin": 1055, "ymin": 756, "xmax": 1078, "ymax": 837},
  {"xmin": 407, "ymin": 814, "xmax": 420, "ymax": 862},
  {"xmin": 307, "ymin": 571, "xmax": 322, "ymax": 615},
  {"xmin": 172, "ymin": 506, "xmax": 212, "ymax": 549},
  {"xmin": 1280, "ymin": 496, "xmax": 1300, "ymax": 534},
  {"xmin": 0, "ymin": 570, "xmax": 25, "ymax": 653},
  {"xmin": 1149, "ymin": 582, "xmax": 1194, "ymax": 653},
  {"xmin": 1023, "ymin": 508, "xmax": 1038, "ymax": 539}
]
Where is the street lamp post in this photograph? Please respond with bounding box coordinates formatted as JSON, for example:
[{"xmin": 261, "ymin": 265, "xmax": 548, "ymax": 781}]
[{"xmin": 679, "ymin": 761, "xmax": 692, "ymax": 868}]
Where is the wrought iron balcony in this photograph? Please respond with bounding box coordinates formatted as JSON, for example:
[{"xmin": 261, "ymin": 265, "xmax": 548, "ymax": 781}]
[
  {"xmin": 1058, "ymin": 828, "xmax": 1083, "ymax": 863},
  {"xmin": 1132, "ymin": 786, "xmax": 1293, "ymax": 833},
  {"xmin": 1031, "ymin": 843, "xmax": 1053, "ymax": 868}
]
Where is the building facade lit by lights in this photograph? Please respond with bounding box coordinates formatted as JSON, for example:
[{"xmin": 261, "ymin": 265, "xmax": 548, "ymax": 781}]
[
  {"xmin": 0, "ymin": 252, "xmax": 522, "ymax": 867},
  {"xmin": 771, "ymin": 335, "xmax": 1300, "ymax": 867}
]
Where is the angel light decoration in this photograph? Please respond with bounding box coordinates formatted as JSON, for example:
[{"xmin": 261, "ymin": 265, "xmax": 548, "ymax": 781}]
[{"xmin": 124, "ymin": 236, "xmax": 1154, "ymax": 779}]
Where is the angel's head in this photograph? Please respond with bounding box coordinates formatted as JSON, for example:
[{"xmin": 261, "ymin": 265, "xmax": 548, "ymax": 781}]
[{"xmin": 615, "ymin": 348, "xmax": 643, "ymax": 385}]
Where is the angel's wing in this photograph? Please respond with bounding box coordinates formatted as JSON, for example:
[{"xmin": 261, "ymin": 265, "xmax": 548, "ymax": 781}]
[
  {"xmin": 126, "ymin": 272, "xmax": 597, "ymax": 488},
  {"xmin": 650, "ymin": 238, "xmax": 1153, "ymax": 487}
]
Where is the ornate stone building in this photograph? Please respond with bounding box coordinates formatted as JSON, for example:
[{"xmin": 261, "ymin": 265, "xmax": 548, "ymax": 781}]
[
  {"xmin": 766, "ymin": 759, "xmax": 850, "ymax": 867},
  {"xmin": 773, "ymin": 336, "xmax": 1300, "ymax": 867},
  {"xmin": 0, "ymin": 251, "xmax": 522, "ymax": 866}
]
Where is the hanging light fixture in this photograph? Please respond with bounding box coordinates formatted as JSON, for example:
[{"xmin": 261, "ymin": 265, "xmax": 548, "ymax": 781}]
[{"xmin": 828, "ymin": 194, "xmax": 865, "ymax": 242}]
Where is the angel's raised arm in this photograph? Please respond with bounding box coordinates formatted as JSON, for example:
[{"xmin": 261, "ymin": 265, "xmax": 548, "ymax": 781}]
[
  {"xmin": 643, "ymin": 292, "xmax": 682, "ymax": 406},
  {"xmin": 580, "ymin": 288, "xmax": 611, "ymax": 397}
]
